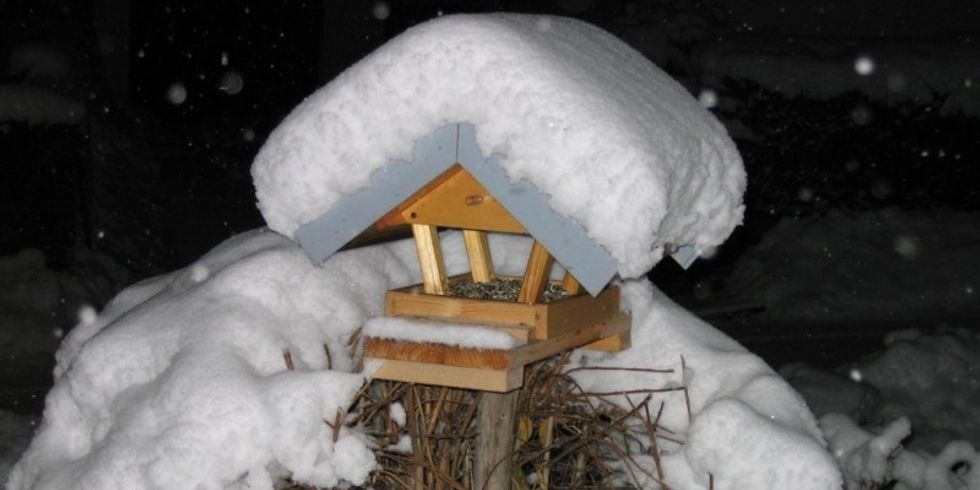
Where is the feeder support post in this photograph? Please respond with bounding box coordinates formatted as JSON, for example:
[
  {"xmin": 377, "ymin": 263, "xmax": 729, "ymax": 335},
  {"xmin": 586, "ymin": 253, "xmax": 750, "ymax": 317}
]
[{"xmin": 475, "ymin": 389, "xmax": 520, "ymax": 490}]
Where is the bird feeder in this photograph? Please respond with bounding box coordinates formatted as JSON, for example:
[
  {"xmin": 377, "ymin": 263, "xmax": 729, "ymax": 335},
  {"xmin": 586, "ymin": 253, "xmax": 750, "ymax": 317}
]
[{"xmin": 293, "ymin": 123, "xmax": 631, "ymax": 392}]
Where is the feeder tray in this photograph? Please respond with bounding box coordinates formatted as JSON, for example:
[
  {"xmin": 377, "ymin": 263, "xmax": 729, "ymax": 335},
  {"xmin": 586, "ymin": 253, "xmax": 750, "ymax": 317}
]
[{"xmin": 366, "ymin": 274, "xmax": 630, "ymax": 392}]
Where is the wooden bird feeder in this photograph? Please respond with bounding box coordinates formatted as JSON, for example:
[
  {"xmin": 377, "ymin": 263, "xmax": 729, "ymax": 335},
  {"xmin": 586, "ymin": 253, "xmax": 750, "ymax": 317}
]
[
  {"xmin": 365, "ymin": 163, "xmax": 631, "ymax": 392},
  {"xmin": 294, "ymin": 124, "xmax": 631, "ymax": 393},
  {"xmin": 293, "ymin": 123, "xmax": 632, "ymax": 488}
]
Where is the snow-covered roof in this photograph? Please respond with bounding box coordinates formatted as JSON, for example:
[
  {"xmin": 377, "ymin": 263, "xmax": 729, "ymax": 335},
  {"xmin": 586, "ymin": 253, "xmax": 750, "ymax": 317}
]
[{"xmin": 252, "ymin": 13, "xmax": 745, "ymax": 279}]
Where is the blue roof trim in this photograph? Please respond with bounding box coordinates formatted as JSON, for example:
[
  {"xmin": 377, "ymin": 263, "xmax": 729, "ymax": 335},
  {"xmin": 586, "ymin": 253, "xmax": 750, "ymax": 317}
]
[
  {"xmin": 454, "ymin": 124, "xmax": 616, "ymax": 295},
  {"xmin": 295, "ymin": 123, "xmax": 618, "ymax": 296},
  {"xmin": 295, "ymin": 124, "xmax": 458, "ymax": 262}
]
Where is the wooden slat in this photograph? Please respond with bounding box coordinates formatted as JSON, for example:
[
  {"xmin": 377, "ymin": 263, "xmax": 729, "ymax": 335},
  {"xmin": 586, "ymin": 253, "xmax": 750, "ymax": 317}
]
[
  {"xmin": 537, "ymin": 286, "xmax": 621, "ymax": 340},
  {"xmin": 583, "ymin": 329, "xmax": 632, "ymax": 352},
  {"xmin": 517, "ymin": 241, "xmax": 554, "ymax": 304},
  {"xmin": 364, "ymin": 312, "xmax": 629, "ymax": 371},
  {"xmin": 367, "ymin": 358, "xmax": 523, "ymax": 392},
  {"xmin": 386, "ymin": 290, "xmax": 538, "ymax": 328},
  {"xmin": 401, "ymin": 167, "xmax": 526, "ymax": 233},
  {"xmin": 560, "ymin": 270, "xmax": 582, "ymax": 296},
  {"xmin": 364, "ymin": 338, "xmax": 511, "ymax": 370},
  {"xmin": 463, "ymin": 229, "xmax": 495, "ymax": 283},
  {"xmin": 510, "ymin": 313, "xmax": 631, "ymax": 367},
  {"xmin": 412, "ymin": 224, "xmax": 447, "ymax": 295}
]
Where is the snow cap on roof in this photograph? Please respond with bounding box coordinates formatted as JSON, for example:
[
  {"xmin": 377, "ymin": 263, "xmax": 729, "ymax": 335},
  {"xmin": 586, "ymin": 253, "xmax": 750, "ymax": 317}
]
[{"xmin": 251, "ymin": 13, "xmax": 745, "ymax": 279}]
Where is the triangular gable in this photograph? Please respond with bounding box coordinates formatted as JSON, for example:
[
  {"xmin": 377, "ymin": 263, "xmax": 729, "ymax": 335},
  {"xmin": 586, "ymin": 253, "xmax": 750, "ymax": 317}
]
[
  {"xmin": 377, "ymin": 164, "xmax": 526, "ymax": 234},
  {"xmin": 295, "ymin": 123, "xmax": 617, "ymax": 296}
]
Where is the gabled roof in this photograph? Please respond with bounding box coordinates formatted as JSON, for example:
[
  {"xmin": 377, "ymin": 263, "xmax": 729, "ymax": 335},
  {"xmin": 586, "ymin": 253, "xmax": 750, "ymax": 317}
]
[
  {"xmin": 252, "ymin": 14, "xmax": 745, "ymax": 279},
  {"xmin": 296, "ymin": 123, "xmax": 617, "ymax": 296}
]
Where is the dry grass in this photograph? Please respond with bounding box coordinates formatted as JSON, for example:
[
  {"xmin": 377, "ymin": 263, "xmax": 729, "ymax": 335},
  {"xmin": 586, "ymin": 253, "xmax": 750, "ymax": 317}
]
[{"xmin": 341, "ymin": 353, "xmax": 681, "ymax": 490}]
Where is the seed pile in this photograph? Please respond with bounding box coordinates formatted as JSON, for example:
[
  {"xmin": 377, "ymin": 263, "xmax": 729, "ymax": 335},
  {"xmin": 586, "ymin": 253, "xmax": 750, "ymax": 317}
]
[{"xmin": 449, "ymin": 277, "xmax": 567, "ymax": 302}]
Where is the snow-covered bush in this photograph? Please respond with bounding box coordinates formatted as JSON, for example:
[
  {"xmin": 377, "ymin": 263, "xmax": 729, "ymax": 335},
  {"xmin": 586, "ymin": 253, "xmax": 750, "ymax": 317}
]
[{"xmin": 786, "ymin": 329, "xmax": 980, "ymax": 489}]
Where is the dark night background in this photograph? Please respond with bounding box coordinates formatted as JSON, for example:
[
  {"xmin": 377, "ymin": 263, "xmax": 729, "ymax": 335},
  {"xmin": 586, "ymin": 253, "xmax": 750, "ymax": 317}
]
[{"xmin": 1, "ymin": 0, "xmax": 979, "ymax": 408}]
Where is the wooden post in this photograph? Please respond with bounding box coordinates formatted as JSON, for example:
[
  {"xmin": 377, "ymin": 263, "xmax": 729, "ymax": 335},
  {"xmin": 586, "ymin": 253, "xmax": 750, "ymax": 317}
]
[
  {"xmin": 475, "ymin": 389, "xmax": 519, "ymax": 490},
  {"xmin": 561, "ymin": 270, "xmax": 582, "ymax": 296},
  {"xmin": 517, "ymin": 241, "xmax": 553, "ymax": 304},
  {"xmin": 412, "ymin": 224, "xmax": 448, "ymax": 295},
  {"xmin": 463, "ymin": 229, "xmax": 495, "ymax": 283}
]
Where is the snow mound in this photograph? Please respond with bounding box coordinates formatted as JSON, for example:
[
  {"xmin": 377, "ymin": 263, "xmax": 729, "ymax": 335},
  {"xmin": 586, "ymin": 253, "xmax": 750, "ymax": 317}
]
[
  {"xmin": 786, "ymin": 329, "xmax": 980, "ymax": 489},
  {"xmin": 7, "ymin": 230, "xmax": 410, "ymax": 490},
  {"xmin": 571, "ymin": 280, "xmax": 842, "ymax": 489},
  {"xmin": 11, "ymin": 231, "xmax": 835, "ymax": 489},
  {"xmin": 724, "ymin": 208, "xmax": 980, "ymax": 323},
  {"xmin": 251, "ymin": 13, "xmax": 745, "ymax": 279}
]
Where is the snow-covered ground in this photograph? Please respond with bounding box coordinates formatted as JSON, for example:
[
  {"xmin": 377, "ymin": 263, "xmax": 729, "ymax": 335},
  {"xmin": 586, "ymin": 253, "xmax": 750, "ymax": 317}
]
[
  {"xmin": 3, "ymin": 230, "xmax": 839, "ymax": 490},
  {"xmin": 721, "ymin": 208, "xmax": 980, "ymax": 324}
]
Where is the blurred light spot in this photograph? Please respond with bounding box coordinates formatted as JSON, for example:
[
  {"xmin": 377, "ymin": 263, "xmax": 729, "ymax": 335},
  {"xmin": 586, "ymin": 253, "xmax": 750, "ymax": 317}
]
[
  {"xmin": 167, "ymin": 82, "xmax": 188, "ymax": 105},
  {"xmin": 221, "ymin": 51, "xmax": 229, "ymax": 66},
  {"xmin": 191, "ymin": 264, "xmax": 210, "ymax": 282},
  {"xmin": 894, "ymin": 235, "xmax": 920, "ymax": 260},
  {"xmin": 698, "ymin": 89, "xmax": 718, "ymax": 108},
  {"xmin": 845, "ymin": 160, "xmax": 861, "ymax": 172},
  {"xmin": 78, "ymin": 305, "xmax": 97, "ymax": 325},
  {"xmin": 854, "ymin": 56, "xmax": 875, "ymax": 76},
  {"xmin": 243, "ymin": 127, "xmax": 256, "ymax": 142},
  {"xmin": 849, "ymin": 369, "xmax": 862, "ymax": 382},
  {"xmin": 851, "ymin": 104, "xmax": 873, "ymax": 125},
  {"xmin": 966, "ymin": 78, "xmax": 973, "ymax": 88},
  {"xmin": 53, "ymin": 327, "xmax": 64, "ymax": 339},
  {"xmin": 372, "ymin": 2, "xmax": 390, "ymax": 20},
  {"xmin": 798, "ymin": 187, "xmax": 815, "ymax": 202},
  {"xmin": 219, "ymin": 70, "xmax": 244, "ymax": 95}
]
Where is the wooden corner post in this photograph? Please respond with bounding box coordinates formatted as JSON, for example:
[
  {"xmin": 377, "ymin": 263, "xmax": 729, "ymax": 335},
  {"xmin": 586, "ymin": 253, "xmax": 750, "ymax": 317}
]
[
  {"xmin": 412, "ymin": 224, "xmax": 448, "ymax": 295},
  {"xmin": 517, "ymin": 241, "xmax": 554, "ymax": 304},
  {"xmin": 463, "ymin": 229, "xmax": 495, "ymax": 283}
]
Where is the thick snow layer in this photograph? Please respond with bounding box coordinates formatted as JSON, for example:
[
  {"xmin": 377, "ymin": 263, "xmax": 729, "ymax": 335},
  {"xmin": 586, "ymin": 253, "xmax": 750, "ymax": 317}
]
[
  {"xmin": 7, "ymin": 230, "xmax": 402, "ymax": 490},
  {"xmin": 10, "ymin": 230, "xmax": 836, "ymax": 489},
  {"xmin": 252, "ymin": 13, "xmax": 745, "ymax": 279},
  {"xmin": 363, "ymin": 317, "xmax": 518, "ymax": 350},
  {"xmin": 571, "ymin": 280, "xmax": 841, "ymax": 489},
  {"xmin": 722, "ymin": 208, "xmax": 980, "ymax": 323}
]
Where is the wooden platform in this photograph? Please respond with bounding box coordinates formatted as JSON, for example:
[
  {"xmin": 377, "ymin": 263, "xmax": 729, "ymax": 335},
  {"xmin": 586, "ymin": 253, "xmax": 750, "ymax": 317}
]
[
  {"xmin": 365, "ymin": 312, "xmax": 631, "ymax": 392},
  {"xmin": 384, "ymin": 281, "xmax": 622, "ymax": 341}
]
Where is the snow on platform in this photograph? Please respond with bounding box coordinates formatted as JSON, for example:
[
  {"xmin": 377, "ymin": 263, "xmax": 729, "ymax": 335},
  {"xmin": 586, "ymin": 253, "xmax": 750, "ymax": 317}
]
[
  {"xmin": 252, "ymin": 13, "xmax": 745, "ymax": 279},
  {"xmin": 363, "ymin": 316, "xmax": 519, "ymax": 350}
]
